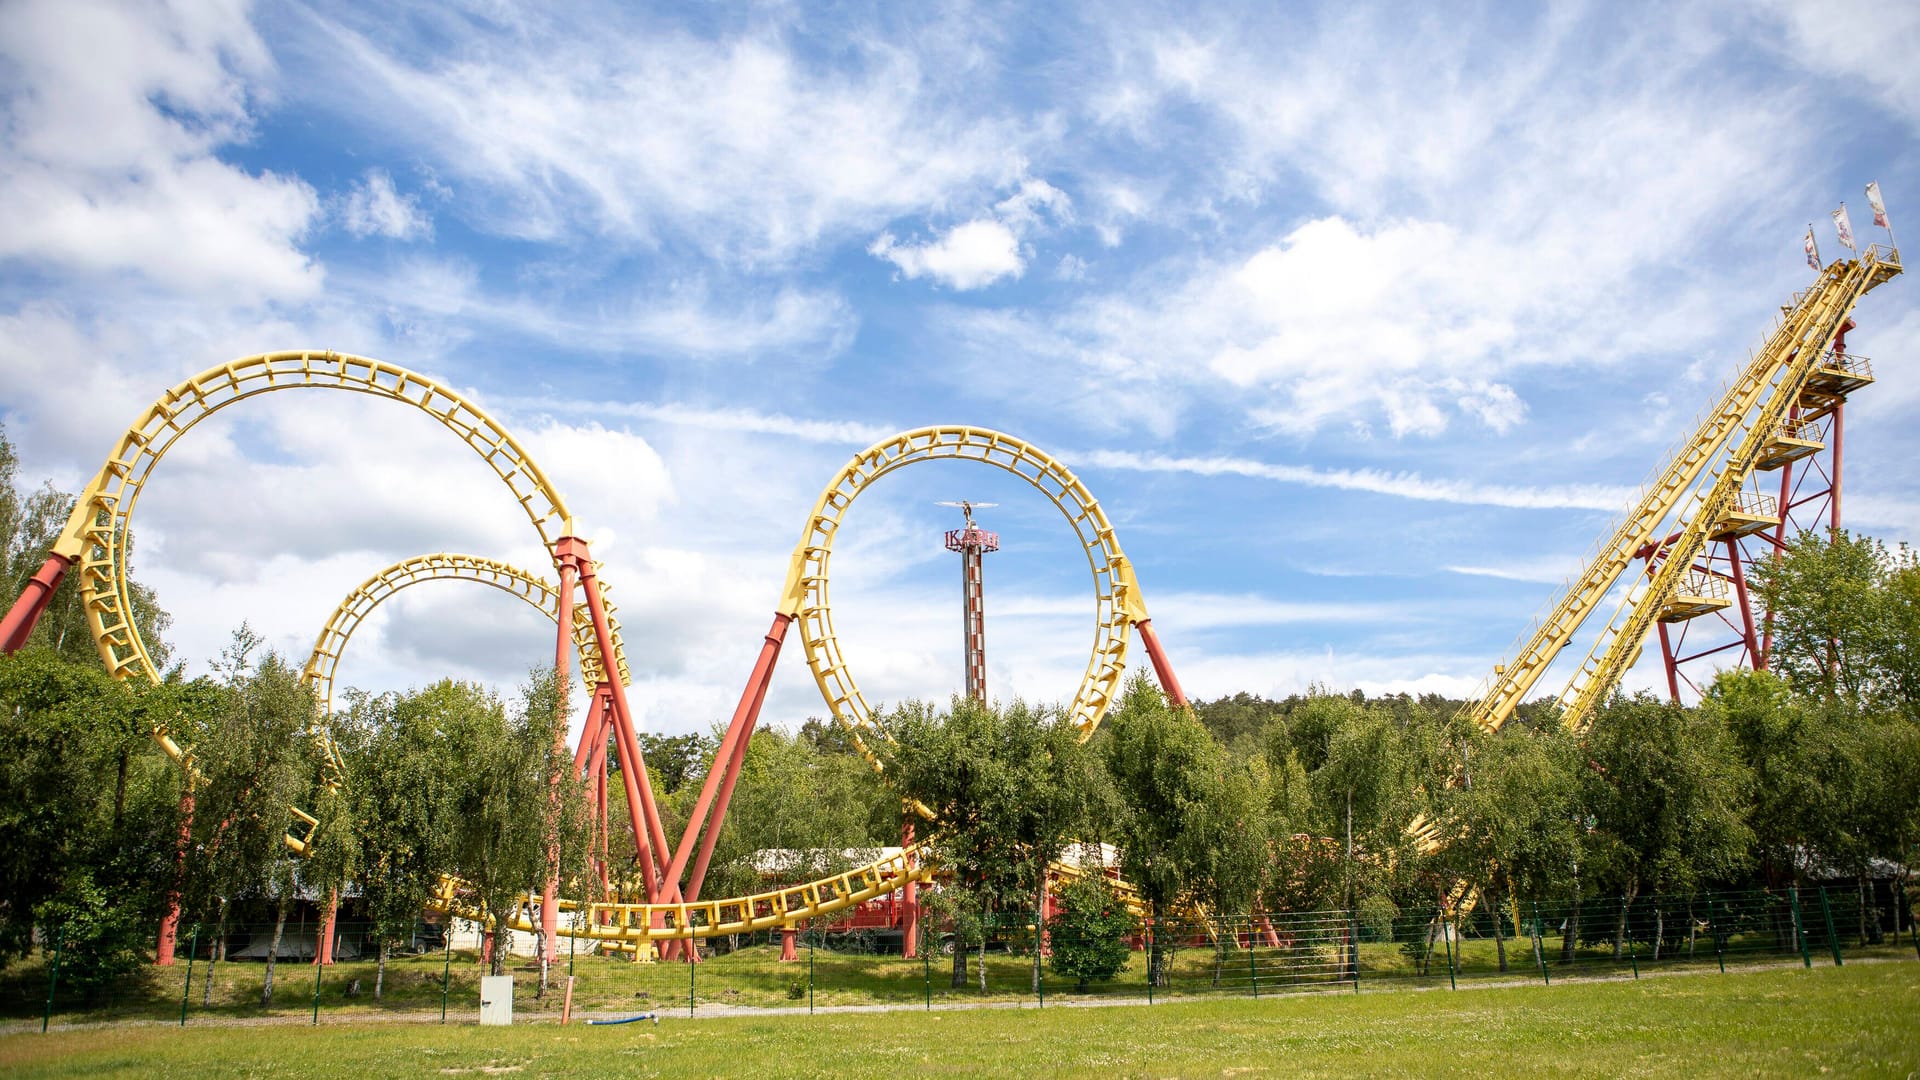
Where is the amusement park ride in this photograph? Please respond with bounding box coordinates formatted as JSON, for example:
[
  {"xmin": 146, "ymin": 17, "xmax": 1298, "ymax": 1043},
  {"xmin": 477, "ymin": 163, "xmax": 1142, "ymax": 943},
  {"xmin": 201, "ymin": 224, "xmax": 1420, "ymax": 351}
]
[{"xmin": 0, "ymin": 205, "xmax": 1901, "ymax": 963}]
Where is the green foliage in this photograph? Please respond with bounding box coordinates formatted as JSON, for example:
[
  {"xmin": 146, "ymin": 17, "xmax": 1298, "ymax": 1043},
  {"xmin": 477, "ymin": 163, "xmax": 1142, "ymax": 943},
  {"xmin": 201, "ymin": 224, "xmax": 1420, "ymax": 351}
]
[
  {"xmin": 638, "ymin": 731, "xmax": 715, "ymax": 796},
  {"xmin": 1751, "ymin": 530, "xmax": 1919, "ymax": 712},
  {"xmin": 0, "ymin": 647, "xmax": 182, "ymax": 980},
  {"xmin": 1583, "ymin": 693, "xmax": 1753, "ymax": 898},
  {"xmin": 1046, "ymin": 873, "xmax": 1135, "ymax": 989}
]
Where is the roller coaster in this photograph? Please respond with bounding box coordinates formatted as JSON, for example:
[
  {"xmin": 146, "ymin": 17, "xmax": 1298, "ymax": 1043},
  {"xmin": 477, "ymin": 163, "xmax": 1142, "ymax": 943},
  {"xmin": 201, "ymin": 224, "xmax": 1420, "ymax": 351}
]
[{"xmin": 0, "ymin": 226, "xmax": 1900, "ymax": 961}]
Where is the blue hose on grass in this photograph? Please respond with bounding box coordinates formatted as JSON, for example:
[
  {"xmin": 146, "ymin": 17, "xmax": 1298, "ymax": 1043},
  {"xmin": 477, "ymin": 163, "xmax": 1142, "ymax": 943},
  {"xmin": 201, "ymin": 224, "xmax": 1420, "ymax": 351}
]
[{"xmin": 587, "ymin": 1012, "xmax": 659, "ymax": 1026}]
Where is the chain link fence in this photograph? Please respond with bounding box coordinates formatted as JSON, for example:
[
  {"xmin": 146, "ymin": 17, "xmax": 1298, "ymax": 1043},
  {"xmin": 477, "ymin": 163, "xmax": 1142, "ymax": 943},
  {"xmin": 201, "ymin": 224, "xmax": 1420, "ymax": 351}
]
[{"xmin": 5, "ymin": 884, "xmax": 1915, "ymax": 1029}]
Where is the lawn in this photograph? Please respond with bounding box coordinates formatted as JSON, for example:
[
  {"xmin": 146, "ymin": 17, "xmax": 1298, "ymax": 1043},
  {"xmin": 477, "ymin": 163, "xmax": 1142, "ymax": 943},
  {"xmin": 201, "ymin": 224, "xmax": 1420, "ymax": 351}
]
[{"xmin": 2, "ymin": 959, "xmax": 1917, "ymax": 1077}]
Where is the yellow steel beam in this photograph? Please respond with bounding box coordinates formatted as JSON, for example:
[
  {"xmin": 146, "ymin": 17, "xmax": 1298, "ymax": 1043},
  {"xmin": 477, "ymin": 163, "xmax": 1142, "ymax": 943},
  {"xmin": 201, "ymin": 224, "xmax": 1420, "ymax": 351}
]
[
  {"xmin": 54, "ymin": 352, "xmax": 577, "ymax": 850},
  {"xmin": 786, "ymin": 426, "xmax": 1145, "ymax": 750},
  {"xmin": 1463, "ymin": 244, "xmax": 1901, "ymax": 732},
  {"xmin": 1554, "ymin": 245, "xmax": 1901, "ymax": 729}
]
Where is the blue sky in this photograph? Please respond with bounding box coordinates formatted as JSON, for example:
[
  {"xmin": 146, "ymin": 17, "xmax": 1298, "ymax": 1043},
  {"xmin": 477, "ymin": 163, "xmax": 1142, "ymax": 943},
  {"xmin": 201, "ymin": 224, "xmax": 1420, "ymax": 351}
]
[{"xmin": 2, "ymin": 0, "xmax": 1915, "ymax": 740}]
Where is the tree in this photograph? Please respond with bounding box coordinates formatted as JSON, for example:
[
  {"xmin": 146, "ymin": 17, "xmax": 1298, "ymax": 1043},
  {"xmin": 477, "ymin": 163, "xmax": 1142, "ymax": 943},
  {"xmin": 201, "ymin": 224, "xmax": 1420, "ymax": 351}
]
[
  {"xmin": 1583, "ymin": 693, "xmax": 1753, "ymax": 957},
  {"xmin": 1439, "ymin": 723, "xmax": 1583, "ymax": 971},
  {"xmin": 441, "ymin": 671, "xmax": 587, "ymax": 978},
  {"xmin": 1046, "ymin": 872, "xmax": 1135, "ymax": 989},
  {"xmin": 1752, "ymin": 530, "xmax": 1918, "ymax": 710},
  {"xmin": 174, "ymin": 627, "xmax": 334, "ymax": 1006},
  {"xmin": 1101, "ymin": 673, "xmax": 1228, "ymax": 987},
  {"xmin": 0, "ymin": 647, "xmax": 183, "ymax": 990},
  {"xmin": 879, "ymin": 696, "xmax": 1099, "ymax": 991}
]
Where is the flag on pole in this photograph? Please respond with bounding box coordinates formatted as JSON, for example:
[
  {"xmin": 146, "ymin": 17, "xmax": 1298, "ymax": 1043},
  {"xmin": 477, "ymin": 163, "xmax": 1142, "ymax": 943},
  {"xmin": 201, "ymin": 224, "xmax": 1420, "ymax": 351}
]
[
  {"xmin": 1832, "ymin": 204, "xmax": 1856, "ymax": 251},
  {"xmin": 1804, "ymin": 224, "xmax": 1820, "ymax": 270},
  {"xmin": 1865, "ymin": 181, "xmax": 1889, "ymax": 229}
]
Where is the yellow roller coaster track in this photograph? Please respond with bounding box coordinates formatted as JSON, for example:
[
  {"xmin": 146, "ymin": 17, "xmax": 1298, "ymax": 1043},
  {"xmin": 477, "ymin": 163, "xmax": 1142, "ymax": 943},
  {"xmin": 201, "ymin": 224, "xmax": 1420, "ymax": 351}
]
[
  {"xmin": 301, "ymin": 552, "xmax": 631, "ymax": 716},
  {"xmin": 51, "ymin": 351, "xmax": 576, "ymax": 850},
  {"xmin": 779, "ymin": 425, "xmax": 1149, "ymax": 751},
  {"xmin": 1461, "ymin": 244, "xmax": 1902, "ymax": 733}
]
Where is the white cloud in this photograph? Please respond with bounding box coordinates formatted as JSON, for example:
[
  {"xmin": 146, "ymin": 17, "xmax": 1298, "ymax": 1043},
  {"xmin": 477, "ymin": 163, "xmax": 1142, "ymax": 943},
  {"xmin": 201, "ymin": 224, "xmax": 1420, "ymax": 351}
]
[
  {"xmin": 341, "ymin": 168, "xmax": 432, "ymax": 240},
  {"xmin": 1759, "ymin": 0, "xmax": 1920, "ymax": 129},
  {"xmin": 0, "ymin": 0, "xmax": 322, "ymax": 303},
  {"xmin": 1081, "ymin": 448, "xmax": 1633, "ymax": 512},
  {"xmin": 286, "ymin": 6, "xmax": 1028, "ymax": 263},
  {"xmin": 869, "ymin": 219, "xmax": 1025, "ymax": 290}
]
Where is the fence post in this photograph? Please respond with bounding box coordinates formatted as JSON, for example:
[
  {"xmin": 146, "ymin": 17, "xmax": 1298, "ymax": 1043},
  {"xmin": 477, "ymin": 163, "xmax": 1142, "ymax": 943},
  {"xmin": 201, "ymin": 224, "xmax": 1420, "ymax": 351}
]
[
  {"xmin": 180, "ymin": 927, "xmax": 198, "ymax": 1026},
  {"xmin": 1624, "ymin": 897, "xmax": 1639, "ymax": 979},
  {"xmin": 923, "ymin": 936, "xmax": 931, "ymax": 1011},
  {"xmin": 41, "ymin": 924, "xmax": 65, "ymax": 1033},
  {"xmin": 1531, "ymin": 902, "xmax": 1550, "ymax": 986},
  {"xmin": 1349, "ymin": 909, "xmax": 1360, "ymax": 994},
  {"xmin": 1790, "ymin": 887, "xmax": 1812, "ymax": 969},
  {"xmin": 1707, "ymin": 894, "xmax": 1725, "ymax": 974},
  {"xmin": 1441, "ymin": 909, "xmax": 1457, "ymax": 991},
  {"xmin": 1145, "ymin": 917, "xmax": 1154, "ymax": 1005},
  {"xmin": 311, "ymin": 944, "xmax": 323, "ymax": 1025},
  {"xmin": 807, "ymin": 921, "xmax": 815, "ymax": 1015},
  {"xmin": 1818, "ymin": 887, "xmax": 1843, "ymax": 966},
  {"xmin": 1035, "ymin": 910, "xmax": 1044, "ymax": 1008},
  {"xmin": 440, "ymin": 930, "xmax": 453, "ymax": 1023},
  {"xmin": 1244, "ymin": 914, "xmax": 1259, "ymax": 999}
]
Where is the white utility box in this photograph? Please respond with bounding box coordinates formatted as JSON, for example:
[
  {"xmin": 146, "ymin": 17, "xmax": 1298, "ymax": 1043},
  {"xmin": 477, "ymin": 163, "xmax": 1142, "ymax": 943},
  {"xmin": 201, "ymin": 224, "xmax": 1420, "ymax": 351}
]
[{"xmin": 479, "ymin": 975, "xmax": 513, "ymax": 1026}]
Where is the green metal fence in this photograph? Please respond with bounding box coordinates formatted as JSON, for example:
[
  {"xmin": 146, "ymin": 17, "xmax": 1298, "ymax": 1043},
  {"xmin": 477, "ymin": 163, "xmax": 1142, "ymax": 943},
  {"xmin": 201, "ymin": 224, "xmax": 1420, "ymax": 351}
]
[{"xmin": 7, "ymin": 885, "xmax": 1915, "ymax": 1028}]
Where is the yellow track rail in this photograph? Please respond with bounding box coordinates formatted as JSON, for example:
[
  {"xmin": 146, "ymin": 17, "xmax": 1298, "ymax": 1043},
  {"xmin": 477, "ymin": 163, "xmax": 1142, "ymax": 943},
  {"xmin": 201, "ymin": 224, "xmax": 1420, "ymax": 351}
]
[
  {"xmin": 1462, "ymin": 245, "xmax": 1901, "ymax": 732},
  {"xmin": 56, "ymin": 351, "xmax": 576, "ymax": 849},
  {"xmin": 779, "ymin": 425, "xmax": 1149, "ymax": 748},
  {"xmin": 301, "ymin": 552, "xmax": 630, "ymax": 714}
]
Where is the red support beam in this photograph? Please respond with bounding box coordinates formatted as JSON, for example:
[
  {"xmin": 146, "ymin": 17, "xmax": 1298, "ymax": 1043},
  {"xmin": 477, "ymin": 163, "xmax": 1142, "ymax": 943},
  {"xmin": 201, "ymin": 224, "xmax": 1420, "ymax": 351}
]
[
  {"xmin": 1133, "ymin": 618, "xmax": 1187, "ymax": 707},
  {"xmin": 670, "ymin": 612, "xmax": 791, "ymax": 903},
  {"xmin": 0, "ymin": 554, "xmax": 70, "ymax": 653},
  {"xmin": 541, "ymin": 557, "xmax": 578, "ymax": 962}
]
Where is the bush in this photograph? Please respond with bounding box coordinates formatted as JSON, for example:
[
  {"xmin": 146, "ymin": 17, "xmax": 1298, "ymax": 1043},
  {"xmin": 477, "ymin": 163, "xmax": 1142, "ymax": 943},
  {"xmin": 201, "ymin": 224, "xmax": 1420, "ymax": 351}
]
[{"xmin": 1047, "ymin": 876, "xmax": 1136, "ymax": 989}]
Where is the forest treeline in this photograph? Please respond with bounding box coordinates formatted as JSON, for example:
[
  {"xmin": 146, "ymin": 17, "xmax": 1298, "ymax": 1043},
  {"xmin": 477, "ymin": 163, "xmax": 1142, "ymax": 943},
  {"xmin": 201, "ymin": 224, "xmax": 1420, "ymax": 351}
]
[{"xmin": 2, "ymin": 423, "xmax": 1917, "ymax": 998}]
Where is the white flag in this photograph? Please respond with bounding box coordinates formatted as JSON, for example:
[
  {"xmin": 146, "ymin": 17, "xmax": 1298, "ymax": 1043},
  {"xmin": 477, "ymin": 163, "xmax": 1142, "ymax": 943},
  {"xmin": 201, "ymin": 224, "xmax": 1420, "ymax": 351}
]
[
  {"xmin": 1804, "ymin": 225, "xmax": 1820, "ymax": 270},
  {"xmin": 1865, "ymin": 181, "xmax": 1889, "ymax": 229},
  {"xmin": 1832, "ymin": 204, "xmax": 1856, "ymax": 251}
]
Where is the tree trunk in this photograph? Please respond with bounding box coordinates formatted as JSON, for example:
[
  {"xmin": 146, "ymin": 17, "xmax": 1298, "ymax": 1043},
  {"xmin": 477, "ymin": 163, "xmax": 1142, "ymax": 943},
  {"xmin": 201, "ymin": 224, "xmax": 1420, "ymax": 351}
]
[
  {"xmin": 375, "ymin": 942, "xmax": 388, "ymax": 1001},
  {"xmin": 1032, "ymin": 877, "xmax": 1045, "ymax": 996},
  {"xmin": 1562, "ymin": 895, "xmax": 1581, "ymax": 964},
  {"xmin": 489, "ymin": 922, "xmax": 508, "ymax": 977},
  {"xmin": 536, "ymin": 925, "xmax": 549, "ymax": 998},
  {"xmin": 977, "ymin": 936, "xmax": 986, "ymax": 993},
  {"xmin": 1489, "ymin": 885, "xmax": 1507, "ymax": 973},
  {"xmin": 951, "ymin": 935, "xmax": 967, "ymax": 988},
  {"xmin": 1653, "ymin": 906, "xmax": 1664, "ymax": 961},
  {"xmin": 262, "ymin": 897, "xmax": 288, "ymax": 1007},
  {"xmin": 1859, "ymin": 874, "xmax": 1872, "ymax": 945},
  {"xmin": 203, "ymin": 901, "xmax": 226, "ymax": 1007},
  {"xmin": 1612, "ymin": 882, "xmax": 1636, "ymax": 961}
]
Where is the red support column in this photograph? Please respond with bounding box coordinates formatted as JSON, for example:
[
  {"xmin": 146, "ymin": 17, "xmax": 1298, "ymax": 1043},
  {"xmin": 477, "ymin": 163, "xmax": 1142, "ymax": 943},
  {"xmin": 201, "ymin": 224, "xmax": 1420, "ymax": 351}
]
[
  {"xmin": 0, "ymin": 554, "xmax": 70, "ymax": 653},
  {"xmin": 542, "ymin": 557, "xmax": 578, "ymax": 966},
  {"xmin": 314, "ymin": 891, "xmax": 338, "ymax": 966},
  {"xmin": 558, "ymin": 537, "xmax": 677, "ymax": 902},
  {"xmin": 1829, "ymin": 402, "xmax": 1844, "ymax": 533},
  {"xmin": 155, "ymin": 790, "xmax": 193, "ymax": 966},
  {"xmin": 671, "ymin": 613, "xmax": 791, "ymax": 903},
  {"xmin": 1133, "ymin": 618, "xmax": 1187, "ymax": 707},
  {"xmin": 901, "ymin": 817, "xmax": 919, "ymax": 959},
  {"xmin": 780, "ymin": 928, "xmax": 798, "ymax": 962},
  {"xmin": 685, "ymin": 615, "xmax": 791, "ymax": 904}
]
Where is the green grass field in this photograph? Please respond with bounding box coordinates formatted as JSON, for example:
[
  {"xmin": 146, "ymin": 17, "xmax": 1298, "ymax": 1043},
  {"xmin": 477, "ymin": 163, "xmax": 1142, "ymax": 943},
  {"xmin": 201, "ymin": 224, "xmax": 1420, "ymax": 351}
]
[{"xmin": 2, "ymin": 959, "xmax": 1917, "ymax": 1077}]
